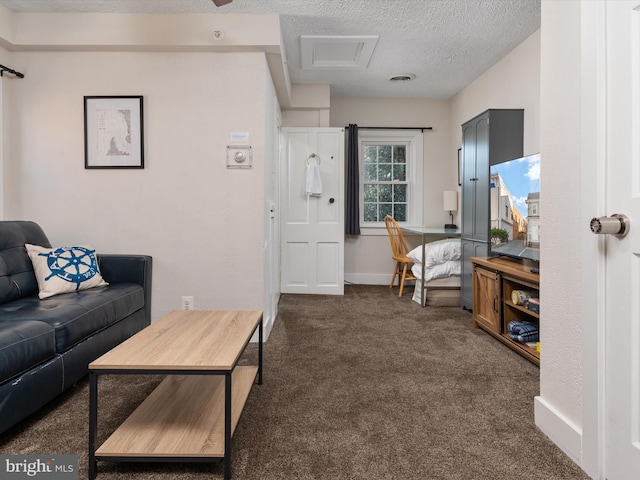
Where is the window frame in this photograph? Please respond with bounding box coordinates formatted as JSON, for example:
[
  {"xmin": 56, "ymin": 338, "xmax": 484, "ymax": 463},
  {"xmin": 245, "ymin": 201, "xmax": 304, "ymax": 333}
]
[{"xmin": 358, "ymin": 129, "xmax": 424, "ymax": 235}]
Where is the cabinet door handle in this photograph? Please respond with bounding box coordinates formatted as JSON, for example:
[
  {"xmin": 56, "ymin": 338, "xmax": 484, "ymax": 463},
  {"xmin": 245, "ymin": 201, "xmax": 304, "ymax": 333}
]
[{"xmin": 493, "ymin": 295, "xmax": 499, "ymax": 313}]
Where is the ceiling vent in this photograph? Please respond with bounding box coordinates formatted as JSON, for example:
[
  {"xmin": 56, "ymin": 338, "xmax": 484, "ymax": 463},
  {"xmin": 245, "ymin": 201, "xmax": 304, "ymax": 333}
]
[
  {"xmin": 300, "ymin": 35, "xmax": 379, "ymax": 70},
  {"xmin": 389, "ymin": 74, "xmax": 416, "ymax": 82}
]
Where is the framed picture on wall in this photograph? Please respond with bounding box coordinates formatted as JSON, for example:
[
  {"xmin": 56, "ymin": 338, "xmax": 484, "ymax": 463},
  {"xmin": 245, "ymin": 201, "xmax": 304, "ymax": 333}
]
[{"xmin": 84, "ymin": 96, "xmax": 144, "ymax": 169}]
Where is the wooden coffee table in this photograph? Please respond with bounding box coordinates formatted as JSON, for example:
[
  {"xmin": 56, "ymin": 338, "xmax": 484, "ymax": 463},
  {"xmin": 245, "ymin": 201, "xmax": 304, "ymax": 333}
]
[{"xmin": 88, "ymin": 310, "xmax": 263, "ymax": 480}]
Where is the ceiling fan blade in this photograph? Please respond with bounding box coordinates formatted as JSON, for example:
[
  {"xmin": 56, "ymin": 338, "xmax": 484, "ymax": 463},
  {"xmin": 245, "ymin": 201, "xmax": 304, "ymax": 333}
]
[{"xmin": 212, "ymin": 0, "xmax": 233, "ymax": 6}]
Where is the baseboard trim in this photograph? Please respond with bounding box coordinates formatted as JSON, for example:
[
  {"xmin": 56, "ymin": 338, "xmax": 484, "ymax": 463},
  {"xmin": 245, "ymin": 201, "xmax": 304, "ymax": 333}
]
[
  {"xmin": 251, "ymin": 310, "xmax": 275, "ymax": 343},
  {"xmin": 262, "ymin": 313, "xmax": 275, "ymax": 340},
  {"xmin": 534, "ymin": 396, "xmax": 583, "ymax": 468},
  {"xmin": 345, "ymin": 273, "xmax": 415, "ymax": 286}
]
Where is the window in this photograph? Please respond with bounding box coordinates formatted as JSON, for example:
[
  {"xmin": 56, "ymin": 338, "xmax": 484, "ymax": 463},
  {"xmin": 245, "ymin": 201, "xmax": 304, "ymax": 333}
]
[
  {"xmin": 363, "ymin": 144, "xmax": 408, "ymax": 221},
  {"xmin": 358, "ymin": 130, "xmax": 423, "ymax": 231}
]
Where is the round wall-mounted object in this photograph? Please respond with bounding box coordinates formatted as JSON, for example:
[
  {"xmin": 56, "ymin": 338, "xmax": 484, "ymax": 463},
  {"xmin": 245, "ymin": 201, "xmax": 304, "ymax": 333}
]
[{"xmin": 226, "ymin": 145, "xmax": 253, "ymax": 169}]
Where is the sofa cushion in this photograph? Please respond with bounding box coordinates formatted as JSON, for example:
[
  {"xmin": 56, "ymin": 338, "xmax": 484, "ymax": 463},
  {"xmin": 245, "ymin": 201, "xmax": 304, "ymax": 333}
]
[
  {"xmin": 0, "ymin": 283, "xmax": 144, "ymax": 353},
  {"xmin": 0, "ymin": 221, "xmax": 51, "ymax": 305},
  {"xmin": 25, "ymin": 244, "xmax": 108, "ymax": 299},
  {"xmin": 0, "ymin": 320, "xmax": 56, "ymax": 383}
]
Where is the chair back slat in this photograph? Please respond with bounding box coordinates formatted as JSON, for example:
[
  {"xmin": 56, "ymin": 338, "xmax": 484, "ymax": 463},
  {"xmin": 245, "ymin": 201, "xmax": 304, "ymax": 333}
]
[
  {"xmin": 384, "ymin": 215, "xmax": 417, "ymax": 296},
  {"xmin": 385, "ymin": 215, "xmax": 411, "ymax": 260}
]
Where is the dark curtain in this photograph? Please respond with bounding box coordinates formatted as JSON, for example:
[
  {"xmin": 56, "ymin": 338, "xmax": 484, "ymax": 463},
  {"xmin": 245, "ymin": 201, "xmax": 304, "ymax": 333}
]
[{"xmin": 345, "ymin": 124, "xmax": 360, "ymax": 235}]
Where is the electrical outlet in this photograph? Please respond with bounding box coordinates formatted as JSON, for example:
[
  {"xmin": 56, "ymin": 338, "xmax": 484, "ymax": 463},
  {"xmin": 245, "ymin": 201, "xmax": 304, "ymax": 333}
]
[{"xmin": 181, "ymin": 296, "xmax": 194, "ymax": 311}]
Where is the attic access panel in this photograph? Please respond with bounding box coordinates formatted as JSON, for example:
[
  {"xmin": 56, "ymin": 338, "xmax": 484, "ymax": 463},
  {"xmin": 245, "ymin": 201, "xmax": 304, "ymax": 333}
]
[{"xmin": 300, "ymin": 35, "xmax": 379, "ymax": 70}]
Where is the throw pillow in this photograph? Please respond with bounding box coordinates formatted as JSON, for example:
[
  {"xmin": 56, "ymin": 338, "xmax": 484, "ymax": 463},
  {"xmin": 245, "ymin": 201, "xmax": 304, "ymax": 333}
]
[
  {"xmin": 407, "ymin": 238, "xmax": 461, "ymax": 267},
  {"xmin": 25, "ymin": 243, "xmax": 108, "ymax": 299}
]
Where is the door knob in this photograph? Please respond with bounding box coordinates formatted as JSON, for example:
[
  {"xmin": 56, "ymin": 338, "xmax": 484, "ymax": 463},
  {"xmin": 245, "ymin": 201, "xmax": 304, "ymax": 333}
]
[
  {"xmin": 590, "ymin": 214, "xmax": 630, "ymax": 237},
  {"xmin": 329, "ymin": 198, "xmax": 335, "ymax": 204}
]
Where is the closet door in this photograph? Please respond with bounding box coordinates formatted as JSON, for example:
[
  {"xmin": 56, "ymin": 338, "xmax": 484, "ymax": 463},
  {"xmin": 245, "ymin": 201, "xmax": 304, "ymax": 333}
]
[
  {"xmin": 461, "ymin": 113, "xmax": 490, "ymax": 309},
  {"xmin": 461, "ymin": 121, "xmax": 477, "ymax": 239},
  {"xmin": 474, "ymin": 115, "xmax": 490, "ymax": 242},
  {"xmin": 461, "ymin": 111, "xmax": 490, "ymax": 242}
]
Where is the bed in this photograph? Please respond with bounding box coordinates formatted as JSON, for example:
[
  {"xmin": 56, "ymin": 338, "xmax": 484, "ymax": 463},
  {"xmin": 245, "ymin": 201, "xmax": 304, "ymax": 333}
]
[{"xmin": 406, "ymin": 238, "xmax": 461, "ymax": 306}]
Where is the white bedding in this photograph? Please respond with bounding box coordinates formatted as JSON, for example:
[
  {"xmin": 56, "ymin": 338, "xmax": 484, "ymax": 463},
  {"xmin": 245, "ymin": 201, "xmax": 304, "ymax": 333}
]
[
  {"xmin": 407, "ymin": 238, "xmax": 461, "ymax": 268},
  {"xmin": 408, "ymin": 238, "xmax": 461, "ymax": 306},
  {"xmin": 411, "ymin": 260, "xmax": 461, "ymax": 282}
]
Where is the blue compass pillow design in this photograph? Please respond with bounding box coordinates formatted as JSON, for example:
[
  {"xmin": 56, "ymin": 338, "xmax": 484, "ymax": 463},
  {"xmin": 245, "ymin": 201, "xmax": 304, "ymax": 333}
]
[{"xmin": 25, "ymin": 243, "xmax": 108, "ymax": 299}]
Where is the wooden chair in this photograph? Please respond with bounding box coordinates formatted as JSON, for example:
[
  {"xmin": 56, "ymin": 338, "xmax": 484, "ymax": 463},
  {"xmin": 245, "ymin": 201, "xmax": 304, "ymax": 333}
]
[{"xmin": 384, "ymin": 215, "xmax": 417, "ymax": 297}]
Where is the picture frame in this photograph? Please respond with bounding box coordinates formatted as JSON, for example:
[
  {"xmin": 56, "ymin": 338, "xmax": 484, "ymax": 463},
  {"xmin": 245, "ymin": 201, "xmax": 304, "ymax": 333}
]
[
  {"xmin": 84, "ymin": 96, "xmax": 144, "ymax": 169},
  {"xmin": 458, "ymin": 148, "xmax": 462, "ymax": 186}
]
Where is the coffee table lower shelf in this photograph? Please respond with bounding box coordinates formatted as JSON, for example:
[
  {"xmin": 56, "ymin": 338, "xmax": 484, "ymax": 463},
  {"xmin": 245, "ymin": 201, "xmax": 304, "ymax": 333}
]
[{"xmin": 95, "ymin": 366, "xmax": 258, "ymax": 460}]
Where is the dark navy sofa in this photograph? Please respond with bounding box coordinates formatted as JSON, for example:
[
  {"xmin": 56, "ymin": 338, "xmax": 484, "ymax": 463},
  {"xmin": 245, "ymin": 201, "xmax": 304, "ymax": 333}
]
[{"xmin": 0, "ymin": 221, "xmax": 152, "ymax": 434}]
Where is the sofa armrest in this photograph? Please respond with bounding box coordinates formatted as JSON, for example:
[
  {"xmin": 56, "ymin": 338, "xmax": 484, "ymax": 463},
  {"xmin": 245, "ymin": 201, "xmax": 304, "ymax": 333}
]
[{"xmin": 97, "ymin": 254, "xmax": 153, "ymax": 325}]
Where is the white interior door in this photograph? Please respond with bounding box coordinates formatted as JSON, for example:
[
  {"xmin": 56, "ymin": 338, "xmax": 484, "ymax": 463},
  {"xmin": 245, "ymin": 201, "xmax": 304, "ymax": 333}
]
[
  {"xmin": 280, "ymin": 128, "xmax": 344, "ymax": 295},
  {"xmin": 603, "ymin": 1, "xmax": 640, "ymax": 478}
]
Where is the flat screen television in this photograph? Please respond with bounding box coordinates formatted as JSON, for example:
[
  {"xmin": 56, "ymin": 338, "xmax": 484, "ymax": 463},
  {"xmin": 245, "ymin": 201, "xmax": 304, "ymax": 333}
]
[{"xmin": 489, "ymin": 153, "xmax": 540, "ymax": 263}]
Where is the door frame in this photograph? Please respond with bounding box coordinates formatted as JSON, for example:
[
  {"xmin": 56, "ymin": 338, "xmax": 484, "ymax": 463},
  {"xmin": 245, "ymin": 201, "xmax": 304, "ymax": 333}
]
[{"xmin": 581, "ymin": 1, "xmax": 610, "ymax": 478}]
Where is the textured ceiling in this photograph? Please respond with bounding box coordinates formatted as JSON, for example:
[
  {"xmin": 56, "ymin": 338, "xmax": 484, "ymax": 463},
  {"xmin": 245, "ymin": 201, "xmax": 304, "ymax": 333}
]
[{"xmin": 0, "ymin": 0, "xmax": 541, "ymax": 99}]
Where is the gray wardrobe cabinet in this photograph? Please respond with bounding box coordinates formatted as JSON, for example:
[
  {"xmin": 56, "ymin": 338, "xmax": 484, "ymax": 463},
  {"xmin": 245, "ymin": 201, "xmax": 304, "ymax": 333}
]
[{"xmin": 460, "ymin": 109, "xmax": 524, "ymax": 310}]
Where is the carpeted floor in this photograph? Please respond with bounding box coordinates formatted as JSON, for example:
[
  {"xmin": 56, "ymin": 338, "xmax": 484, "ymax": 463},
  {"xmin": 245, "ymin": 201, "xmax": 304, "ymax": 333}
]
[{"xmin": 0, "ymin": 285, "xmax": 590, "ymax": 479}]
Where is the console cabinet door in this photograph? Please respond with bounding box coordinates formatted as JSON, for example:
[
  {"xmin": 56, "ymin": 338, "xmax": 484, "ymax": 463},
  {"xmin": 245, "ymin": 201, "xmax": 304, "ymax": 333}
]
[{"xmin": 472, "ymin": 266, "xmax": 501, "ymax": 333}]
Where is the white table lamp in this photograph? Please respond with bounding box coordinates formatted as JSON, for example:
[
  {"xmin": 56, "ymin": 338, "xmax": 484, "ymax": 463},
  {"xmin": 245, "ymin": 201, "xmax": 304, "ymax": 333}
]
[{"xmin": 443, "ymin": 190, "xmax": 458, "ymax": 230}]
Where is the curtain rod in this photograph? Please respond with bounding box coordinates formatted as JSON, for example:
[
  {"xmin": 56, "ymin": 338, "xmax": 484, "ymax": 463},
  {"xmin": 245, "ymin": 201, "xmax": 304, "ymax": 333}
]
[
  {"xmin": 345, "ymin": 126, "xmax": 432, "ymax": 132},
  {"xmin": 0, "ymin": 64, "xmax": 24, "ymax": 78}
]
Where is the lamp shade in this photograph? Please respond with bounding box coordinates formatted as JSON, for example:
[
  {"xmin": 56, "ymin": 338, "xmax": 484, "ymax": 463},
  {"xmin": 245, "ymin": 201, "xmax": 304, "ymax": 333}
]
[{"xmin": 443, "ymin": 190, "xmax": 458, "ymax": 211}]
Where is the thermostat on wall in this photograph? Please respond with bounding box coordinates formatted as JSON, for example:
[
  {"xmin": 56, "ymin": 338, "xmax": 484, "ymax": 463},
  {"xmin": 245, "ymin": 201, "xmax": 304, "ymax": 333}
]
[{"xmin": 226, "ymin": 145, "xmax": 253, "ymax": 169}]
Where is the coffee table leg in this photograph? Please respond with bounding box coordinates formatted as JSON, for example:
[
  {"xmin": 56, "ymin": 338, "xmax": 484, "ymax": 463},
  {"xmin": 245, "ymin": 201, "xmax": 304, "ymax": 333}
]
[
  {"xmin": 224, "ymin": 372, "xmax": 232, "ymax": 480},
  {"xmin": 88, "ymin": 371, "xmax": 98, "ymax": 480}
]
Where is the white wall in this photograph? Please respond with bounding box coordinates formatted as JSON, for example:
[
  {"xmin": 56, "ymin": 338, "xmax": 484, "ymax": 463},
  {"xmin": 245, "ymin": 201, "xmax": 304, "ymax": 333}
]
[
  {"xmin": 450, "ymin": 29, "xmax": 541, "ymax": 157},
  {"xmin": 329, "ymin": 98, "xmax": 452, "ymax": 284},
  {"xmin": 282, "ymin": 84, "xmax": 330, "ymax": 127},
  {"xmin": 0, "ymin": 45, "xmax": 16, "ymax": 220},
  {"xmin": 535, "ymin": 0, "xmax": 584, "ymax": 468},
  {"xmin": 5, "ymin": 50, "xmax": 270, "ymax": 321}
]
